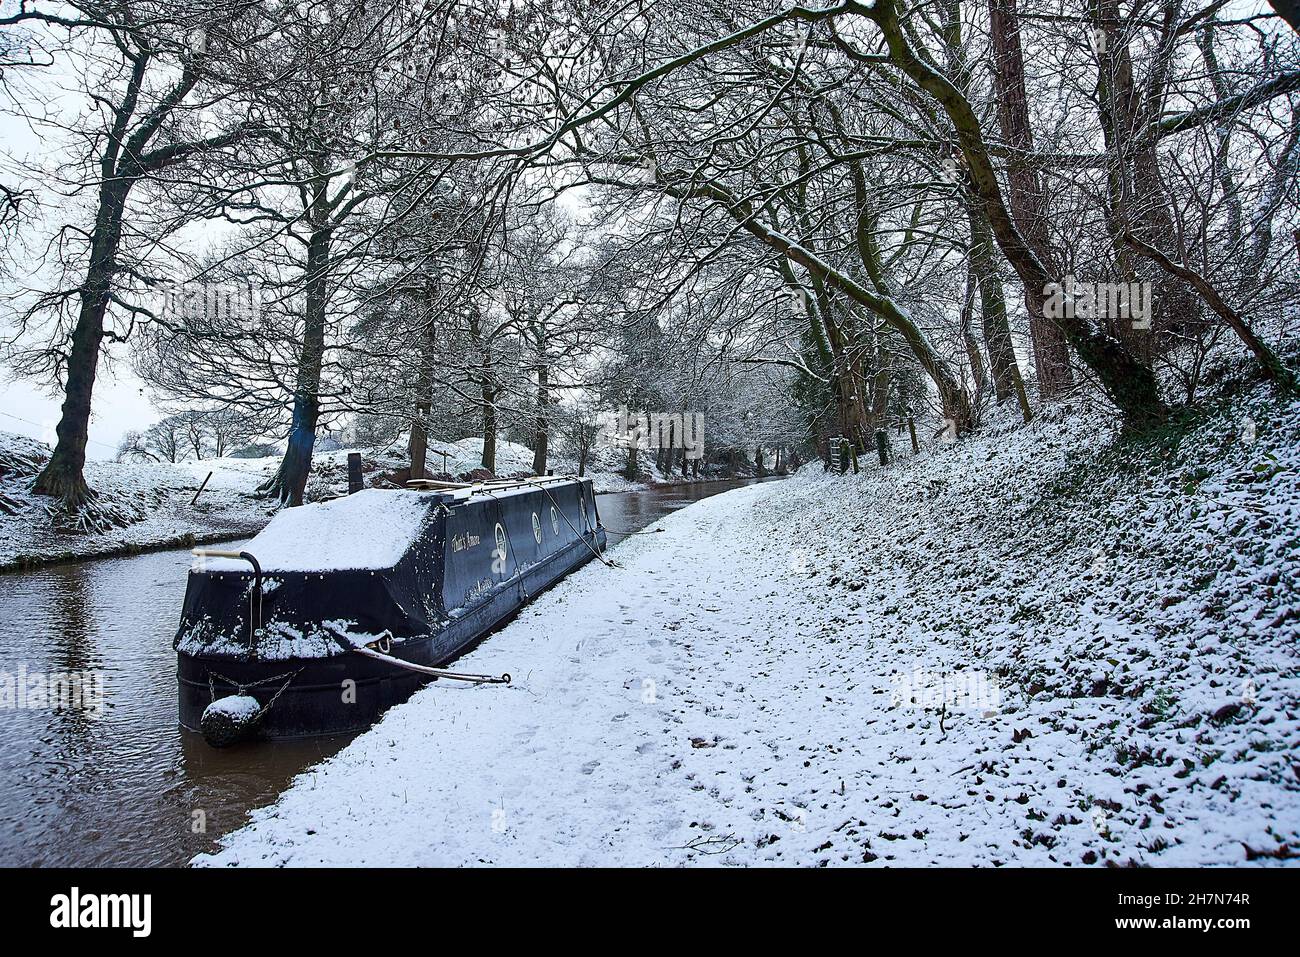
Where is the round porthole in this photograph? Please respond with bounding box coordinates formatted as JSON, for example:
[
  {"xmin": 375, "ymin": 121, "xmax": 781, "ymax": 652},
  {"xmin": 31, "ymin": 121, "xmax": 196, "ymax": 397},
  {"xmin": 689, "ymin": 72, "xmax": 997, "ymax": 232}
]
[
  {"xmin": 550, "ymin": 506, "xmax": 560, "ymax": 535},
  {"xmin": 494, "ymin": 522, "xmax": 507, "ymax": 559},
  {"xmin": 532, "ymin": 512, "xmax": 543, "ymax": 543}
]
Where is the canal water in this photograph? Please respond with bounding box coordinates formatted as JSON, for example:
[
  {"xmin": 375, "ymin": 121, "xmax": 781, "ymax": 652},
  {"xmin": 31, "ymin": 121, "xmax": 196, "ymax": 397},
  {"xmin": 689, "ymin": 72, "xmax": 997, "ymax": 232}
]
[{"xmin": 0, "ymin": 477, "xmax": 778, "ymax": 866}]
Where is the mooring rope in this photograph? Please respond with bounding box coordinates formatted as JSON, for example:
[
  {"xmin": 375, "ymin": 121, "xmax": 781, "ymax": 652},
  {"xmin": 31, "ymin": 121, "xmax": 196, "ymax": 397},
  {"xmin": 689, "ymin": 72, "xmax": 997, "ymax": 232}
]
[
  {"xmin": 523, "ymin": 479, "xmax": 620, "ymax": 568},
  {"xmin": 350, "ymin": 644, "xmax": 511, "ymax": 685},
  {"xmin": 322, "ymin": 623, "xmax": 510, "ymax": 685},
  {"xmin": 480, "ymin": 489, "xmax": 531, "ymax": 601}
]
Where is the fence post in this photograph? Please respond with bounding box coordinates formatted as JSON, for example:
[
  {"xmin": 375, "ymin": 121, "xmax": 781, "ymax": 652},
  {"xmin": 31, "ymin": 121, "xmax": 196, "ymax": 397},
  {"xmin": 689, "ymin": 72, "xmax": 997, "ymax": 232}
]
[
  {"xmin": 347, "ymin": 452, "xmax": 363, "ymax": 494},
  {"xmin": 190, "ymin": 471, "xmax": 213, "ymax": 506}
]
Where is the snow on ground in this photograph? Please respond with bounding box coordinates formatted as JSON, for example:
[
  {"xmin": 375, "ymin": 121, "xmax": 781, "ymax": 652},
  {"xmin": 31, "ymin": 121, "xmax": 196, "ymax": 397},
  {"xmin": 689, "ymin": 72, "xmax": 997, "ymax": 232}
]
[
  {"xmin": 198, "ymin": 381, "xmax": 1299, "ymax": 867},
  {"xmin": 0, "ymin": 434, "xmax": 276, "ymax": 571}
]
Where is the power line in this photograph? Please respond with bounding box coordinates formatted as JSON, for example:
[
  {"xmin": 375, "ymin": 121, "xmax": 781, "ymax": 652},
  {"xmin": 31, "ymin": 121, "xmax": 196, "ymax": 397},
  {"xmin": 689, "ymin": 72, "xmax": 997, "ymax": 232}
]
[
  {"xmin": 0, "ymin": 408, "xmax": 276, "ymax": 485},
  {"xmin": 0, "ymin": 408, "xmax": 122, "ymax": 454}
]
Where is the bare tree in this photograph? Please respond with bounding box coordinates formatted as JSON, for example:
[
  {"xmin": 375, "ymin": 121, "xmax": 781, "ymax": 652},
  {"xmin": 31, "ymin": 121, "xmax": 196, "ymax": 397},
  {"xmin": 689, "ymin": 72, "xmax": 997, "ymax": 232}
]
[{"xmin": 3, "ymin": 1, "xmax": 263, "ymax": 511}]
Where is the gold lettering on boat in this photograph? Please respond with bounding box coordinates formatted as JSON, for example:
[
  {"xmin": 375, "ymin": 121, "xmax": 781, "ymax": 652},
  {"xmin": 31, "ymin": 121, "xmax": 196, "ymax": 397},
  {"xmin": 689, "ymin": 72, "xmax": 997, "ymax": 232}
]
[{"xmin": 451, "ymin": 532, "xmax": 482, "ymax": 552}]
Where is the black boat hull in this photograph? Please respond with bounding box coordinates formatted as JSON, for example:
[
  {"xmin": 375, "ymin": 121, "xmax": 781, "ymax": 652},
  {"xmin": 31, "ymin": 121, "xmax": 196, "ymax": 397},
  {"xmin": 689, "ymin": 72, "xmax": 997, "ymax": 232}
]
[
  {"xmin": 178, "ymin": 530, "xmax": 606, "ymax": 739},
  {"xmin": 175, "ymin": 478, "xmax": 606, "ymax": 740}
]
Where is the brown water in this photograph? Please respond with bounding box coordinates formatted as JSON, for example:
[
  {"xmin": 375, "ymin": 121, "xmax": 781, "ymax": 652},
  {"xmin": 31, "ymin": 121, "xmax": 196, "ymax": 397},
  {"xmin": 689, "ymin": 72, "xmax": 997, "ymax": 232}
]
[{"xmin": 0, "ymin": 476, "xmax": 780, "ymax": 866}]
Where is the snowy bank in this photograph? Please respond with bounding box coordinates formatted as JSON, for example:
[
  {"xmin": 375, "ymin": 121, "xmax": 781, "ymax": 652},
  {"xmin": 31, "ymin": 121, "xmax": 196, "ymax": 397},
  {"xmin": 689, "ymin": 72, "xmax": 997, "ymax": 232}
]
[
  {"xmin": 197, "ymin": 381, "xmax": 1299, "ymax": 867},
  {"xmin": 0, "ymin": 434, "xmax": 276, "ymax": 572}
]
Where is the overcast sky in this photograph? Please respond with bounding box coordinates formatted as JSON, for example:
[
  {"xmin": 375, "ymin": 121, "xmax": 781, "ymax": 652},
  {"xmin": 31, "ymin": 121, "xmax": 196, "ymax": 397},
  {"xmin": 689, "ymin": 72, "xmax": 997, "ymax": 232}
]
[{"xmin": 0, "ymin": 366, "xmax": 158, "ymax": 461}]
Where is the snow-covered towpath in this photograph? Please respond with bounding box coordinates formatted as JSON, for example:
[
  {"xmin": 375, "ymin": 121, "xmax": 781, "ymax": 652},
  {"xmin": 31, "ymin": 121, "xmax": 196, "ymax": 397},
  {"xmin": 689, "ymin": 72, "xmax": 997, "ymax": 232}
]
[
  {"xmin": 199, "ymin": 390, "xmax": 1299, "ymax": 867},
  {"xmin": 201, "ymin": 479, "xmax": 867, "ymax": 866}
]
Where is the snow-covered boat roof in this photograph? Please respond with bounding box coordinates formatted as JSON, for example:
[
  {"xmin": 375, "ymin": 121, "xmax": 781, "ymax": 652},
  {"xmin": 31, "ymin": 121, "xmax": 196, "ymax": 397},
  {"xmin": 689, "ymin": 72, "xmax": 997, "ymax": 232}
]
[
  {"xmin": 202, "ymin": 479, "xmax": 590, "ymax": 574},
  {"xmin": 206, "ymin": 489, "xmax": 433, "ymax": 573}
]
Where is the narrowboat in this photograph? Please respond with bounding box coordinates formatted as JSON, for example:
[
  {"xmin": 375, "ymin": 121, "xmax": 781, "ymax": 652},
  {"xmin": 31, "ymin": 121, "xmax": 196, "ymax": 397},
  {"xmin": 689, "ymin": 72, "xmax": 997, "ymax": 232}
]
[{"xmin": 175, "ymin": 476, "xmax": 606, "ymax": 744}]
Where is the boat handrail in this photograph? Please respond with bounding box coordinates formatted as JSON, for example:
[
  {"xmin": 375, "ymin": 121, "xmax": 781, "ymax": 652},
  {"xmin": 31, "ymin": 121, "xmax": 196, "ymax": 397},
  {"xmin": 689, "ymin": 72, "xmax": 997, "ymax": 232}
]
[
  {"xmin": 405, "ymin": 474, "xmax": 582, "ymax": 497},
  {"xmin": 191, "ymin": 549, "xmax": 264, "ymax": 656}
]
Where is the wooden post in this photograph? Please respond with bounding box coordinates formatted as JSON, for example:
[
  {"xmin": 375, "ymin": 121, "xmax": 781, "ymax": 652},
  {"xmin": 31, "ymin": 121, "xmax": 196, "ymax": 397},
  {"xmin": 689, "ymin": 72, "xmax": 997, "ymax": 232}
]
[
  {"xmin": 875, "ymin": 429, "xmax": 890, "ymax": 466},
  {"xmin": 347, "ymin": 452, "xmax": 363, "ymax": 494},
  {"xmin": 190, "ymin": 471, "xmax": 213, "ymax": 506}
]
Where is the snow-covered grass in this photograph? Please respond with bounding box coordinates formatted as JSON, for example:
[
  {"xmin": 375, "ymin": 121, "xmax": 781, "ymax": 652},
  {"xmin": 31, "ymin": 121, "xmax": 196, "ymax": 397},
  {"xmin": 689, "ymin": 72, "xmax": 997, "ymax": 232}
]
[
  {"xmin": 0, "ymin": 434, "xmax": 277, "ymax": 571},
  {"xmin": 196, "ymin": 378, "xmax": 1299, "ymax": 867},
  {"xmin": 0, "ymin": 436, "xmax": 429, "ymax": 569}
]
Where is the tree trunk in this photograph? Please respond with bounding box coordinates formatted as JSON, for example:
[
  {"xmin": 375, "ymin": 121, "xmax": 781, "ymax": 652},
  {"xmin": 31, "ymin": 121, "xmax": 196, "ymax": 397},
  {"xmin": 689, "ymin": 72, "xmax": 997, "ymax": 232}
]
[
  {"xmin": 409, "ymin": 401, "xmax": 430, "ymax": 480},
  {"xmin": 531, "ymin": 361, "xmax": 548, "ymax": 476},
  {"xmin": 262, "ymin": 224, "xmax": 331, "ymax": 506},
  {"xmin": 988, "ymin": 0, "xmax": 1073, "ymax": 397},
  {"xmin": 810, "ymin": 281, "xmax": 869, "ymax": 444},
  {"xmin": 268, "ymin": 392, "xmax": 321, "ymax": 507},
  {"xmin": 408, "ymin": 312, "xmax": 436, "ymax": 481},
  {"xmin": 32, "ymin": 182, "xmax": 131, "ymax": 507},
  {"xmin": 471, "ymin": 307, "xmax": 497, "ymax": 475},
  {"xmin": 961, "ymin": 294, "xmax": 989, "ymax": 406},
  {"xmin": 968, "ymin": 201, "xmax": 1032, "ymax": 421},
  {"xmin": 481, "ymin": 388, "xmax": 497, "ymax": 475}
]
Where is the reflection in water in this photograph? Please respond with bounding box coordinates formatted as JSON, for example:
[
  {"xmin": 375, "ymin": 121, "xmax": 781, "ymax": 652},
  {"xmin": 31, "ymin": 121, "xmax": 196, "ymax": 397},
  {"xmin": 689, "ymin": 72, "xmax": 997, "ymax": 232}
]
[
  {"xmin": 0, "ymin": 551, "xmax": 356, "ymax": 867},
  {"xmin": 0, "ymin": 476, "xmax": 779, "ymax": 866},
  {"xmin": 596, "ymin": 476, "xmax": 782, "ymax": 546}
]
